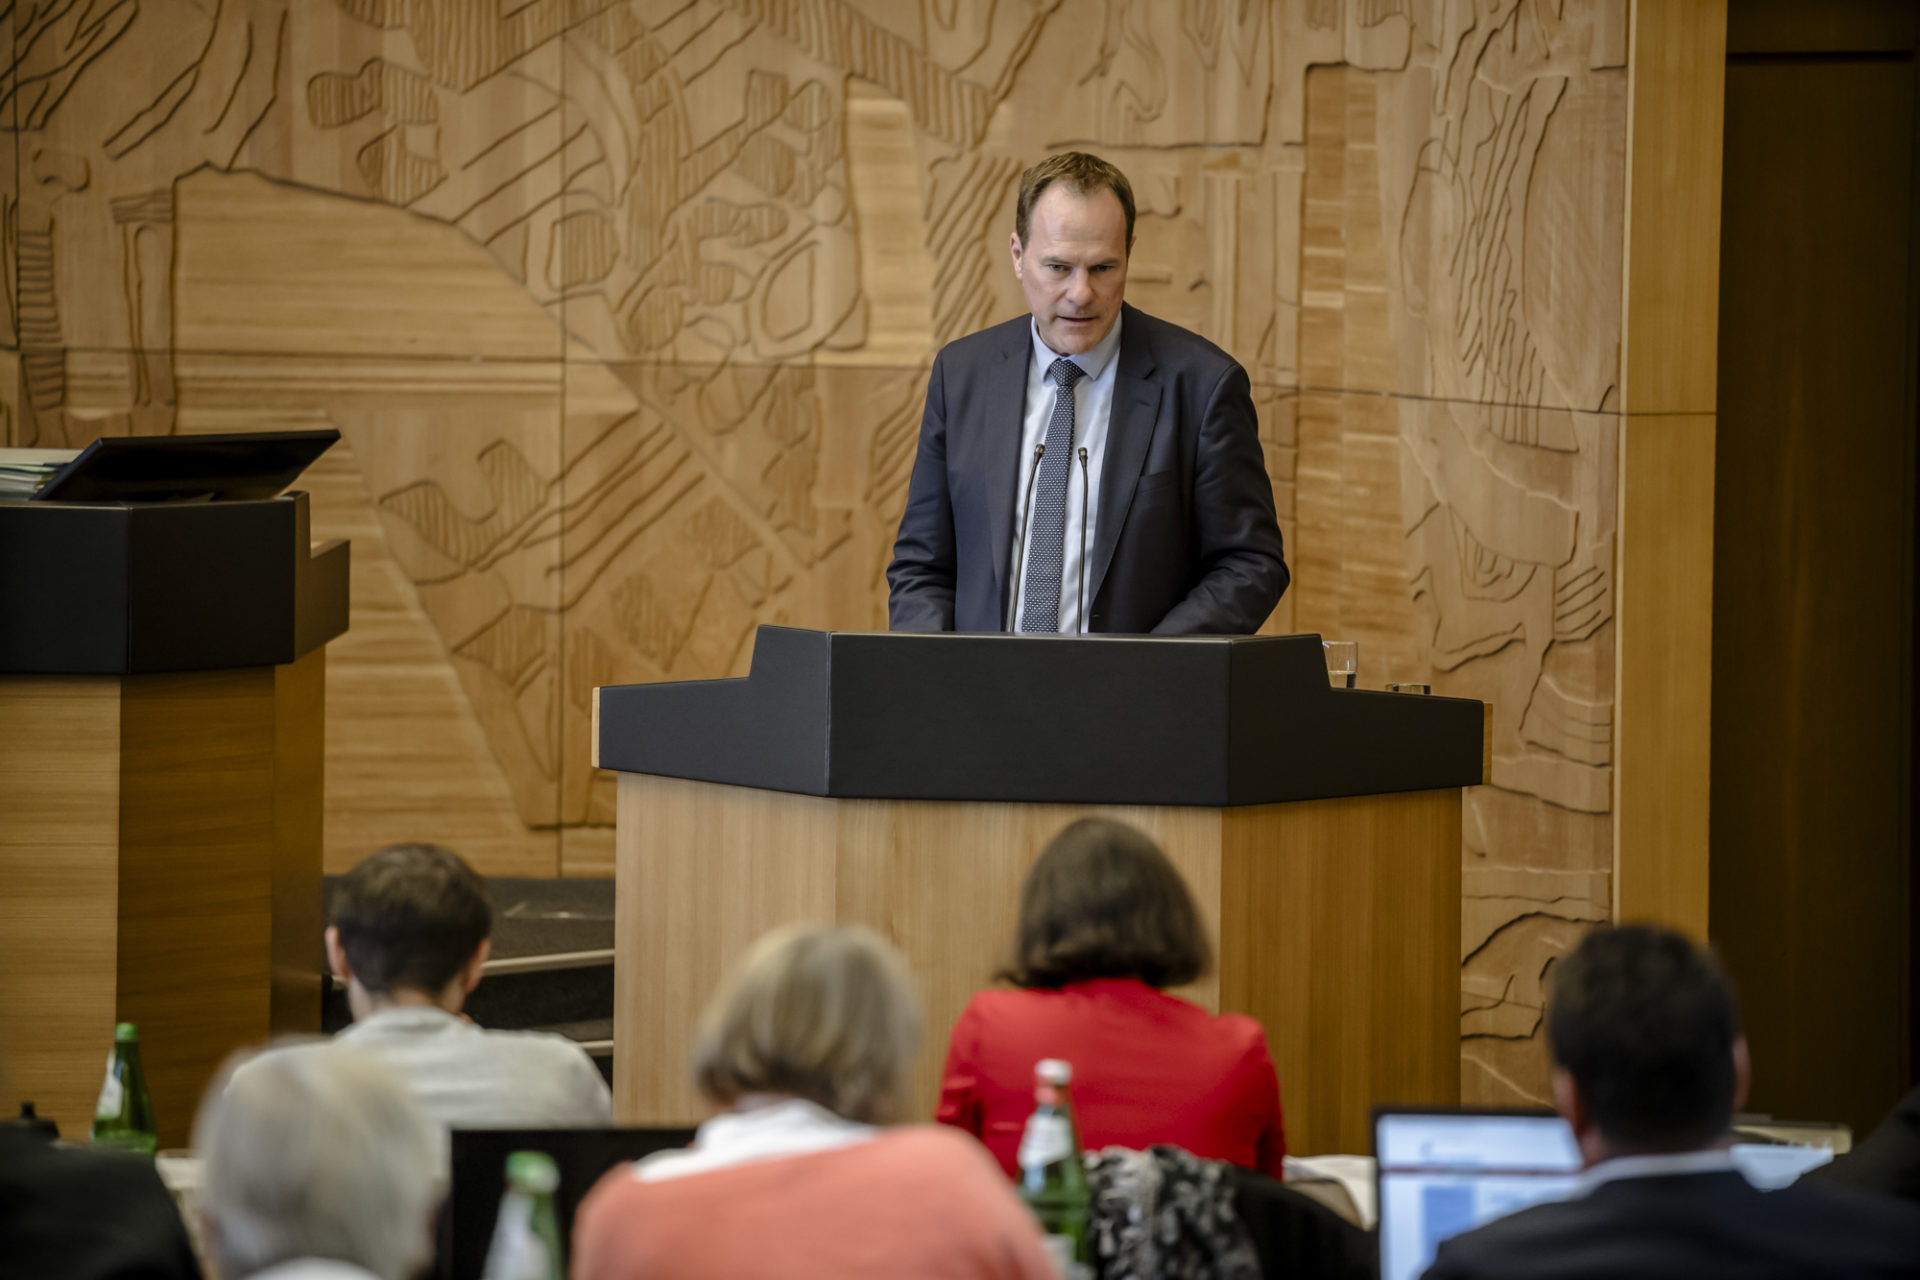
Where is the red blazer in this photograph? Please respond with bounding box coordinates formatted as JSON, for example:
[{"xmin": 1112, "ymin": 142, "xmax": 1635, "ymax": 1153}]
[{"xmin": 935, "ymin": 977, "xmax": 1286, "ymax": 1179}]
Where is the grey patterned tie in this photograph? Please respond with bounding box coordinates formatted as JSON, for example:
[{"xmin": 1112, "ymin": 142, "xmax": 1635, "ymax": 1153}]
[{"xmin": 1018, "ymin": 357, "xmax": 1085, "ymax": 633}]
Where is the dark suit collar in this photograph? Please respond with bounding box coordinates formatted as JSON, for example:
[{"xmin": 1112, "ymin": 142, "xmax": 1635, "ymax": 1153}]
[
  {"xmin": 984, "ymin": 316, "xmax": 1032, "ymax": 622},
  {"xmin": 1085, "ymin": 303, "xmax": 1162, "ymax": 618}
]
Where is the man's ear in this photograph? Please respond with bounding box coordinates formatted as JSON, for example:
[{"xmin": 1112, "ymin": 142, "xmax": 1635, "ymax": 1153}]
[
  {"xmin": 324, "ymin": 927, "xmax": 351, "ymax": 983},
  {"xmin": 1010, "ymin": 229, "xmax": 1024, "ymax": 276},
  {"xmin": 1731, "ymin": 1035, "xmax": 1752, "ymax": 1116},
  {"xmin": 460, "ymin": 937, "xmax": 492, "ymax": 995}
]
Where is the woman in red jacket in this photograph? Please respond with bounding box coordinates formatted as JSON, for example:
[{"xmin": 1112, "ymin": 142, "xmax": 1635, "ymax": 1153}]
[{"xmin": 936, "ymin": 817, "xmax": 1287, "ymax": 1179}]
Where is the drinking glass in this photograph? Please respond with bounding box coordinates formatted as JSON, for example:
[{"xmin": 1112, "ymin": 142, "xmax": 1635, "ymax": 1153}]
[{"xmin": 1323, "ymin": 641, "xmax": 1357, "ymax": 689}]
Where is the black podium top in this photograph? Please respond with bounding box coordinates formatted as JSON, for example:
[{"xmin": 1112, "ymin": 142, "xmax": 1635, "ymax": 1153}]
[
  {"xmin": 0, "ymin": 491, "xmax": 349, "ymax": 674},
  {"xmin": 595, "ymin": 626, "xmax": 1485, "ymax": 807}
]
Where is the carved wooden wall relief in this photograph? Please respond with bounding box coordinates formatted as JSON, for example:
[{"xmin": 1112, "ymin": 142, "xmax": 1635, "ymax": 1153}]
[{"xmin": 0, "ymin": 0, "xmax": 1629, "ymax": 1105}]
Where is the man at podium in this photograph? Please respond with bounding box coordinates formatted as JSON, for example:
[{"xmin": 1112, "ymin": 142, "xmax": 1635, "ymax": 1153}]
[{"xmin": 887, "ymin": 151, "xmax": 1288, "ymax": 636}]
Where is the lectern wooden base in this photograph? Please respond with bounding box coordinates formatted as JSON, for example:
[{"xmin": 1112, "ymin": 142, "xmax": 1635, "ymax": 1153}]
[
  {"xmin": 614, "ymin": 772, "xmax": 1460, "ymax": 1156},
  {"xmin": 0, "ymin": 652, "xmax": 325, "ymax": 1146}
]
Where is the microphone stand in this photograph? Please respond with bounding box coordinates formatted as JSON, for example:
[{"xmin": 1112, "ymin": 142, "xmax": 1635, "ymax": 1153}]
[
  {"xmin": 1077, "ymin": 447, "xmax": 1091, "ymax": 634},
  {"xmin": 1006, "ymin": 442, "xmax": 1045, "ymax": 631}
]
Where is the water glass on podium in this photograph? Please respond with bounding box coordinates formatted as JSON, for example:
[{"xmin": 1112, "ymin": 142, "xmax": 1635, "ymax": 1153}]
[{"xmin": 1323, "ymin": 641, "xmax": 1357, "ymax": 689}]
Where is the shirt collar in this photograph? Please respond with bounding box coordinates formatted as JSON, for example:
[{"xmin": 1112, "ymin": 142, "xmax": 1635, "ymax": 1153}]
[
  {"xmin": 1575, "ymin": 1147, "xmax": 1738, "ymax": 1195},
  {"xmin": 339, "ymin": 1005, "xmax": 465, "ymax": 1035},
  {"xmin": 1030, "ymin": 311, "xmax": 1123, "ymax": 383}
]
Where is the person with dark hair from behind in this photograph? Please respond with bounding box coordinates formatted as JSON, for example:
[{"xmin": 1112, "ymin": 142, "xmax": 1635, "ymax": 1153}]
[
  {"xmin": 936, "ymin": 817, "xmax": 1286, "ymax": 1177},
  {"xmin": 231, "ymin": 843, "xmax": 609, "ymax": 1151},
  {"xmin": 1424, "ymin": 924, "xmax": 1920, "ymax": 1280}
]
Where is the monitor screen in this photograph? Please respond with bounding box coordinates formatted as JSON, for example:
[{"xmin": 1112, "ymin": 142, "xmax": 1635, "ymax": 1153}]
[
  {"xmin": 1375, "ymin": 1110, "xmax": 1583, "ymax": 1280},
  {"xmin": 1375, "ymin": 1109, "xmax": 1838, "ymax": 1280},
  {"xmin": 440, "ymin": 1126, "xmax": 696, "ymax": 1280}
]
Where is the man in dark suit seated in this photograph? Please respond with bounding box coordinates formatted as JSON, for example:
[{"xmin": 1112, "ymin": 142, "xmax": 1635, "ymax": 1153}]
[{"xmin": 1425, "ymin": 924, "xmax": 1920, "ymax": 1280}]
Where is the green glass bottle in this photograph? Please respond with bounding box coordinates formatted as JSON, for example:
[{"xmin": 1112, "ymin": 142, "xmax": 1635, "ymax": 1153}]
[
  {"xmin": 1017, "ymin": 1058, "xmax": 1092, "ymax": 1279},
  {"xmin": 480, "ymin": 1150, "xmax": 564, "ymax": 1280},
  {"xmin": 90, "ymin": 1022, "xmax": 157, "ymax": 1157}
]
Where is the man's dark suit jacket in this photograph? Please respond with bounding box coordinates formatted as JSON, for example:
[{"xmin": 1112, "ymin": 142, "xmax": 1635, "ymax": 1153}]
[
  {"xmin": 887, "ymin": 303, "xmax": 1287, "ymax": 634},
  {"xmin": 1422, "ymin": 1170, "xmax": 1920, "ymax": 1280}
]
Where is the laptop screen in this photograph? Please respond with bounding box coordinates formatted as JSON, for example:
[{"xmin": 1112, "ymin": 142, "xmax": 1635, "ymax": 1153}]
[
  {"xmin": 1375, "ymin": 1110, "xmax": 1583, "ymax": 1280},
  {"xmin": 1374, "ymin": 1108, "xmax": 1838, "ymax": 1279},
  {"xmin": 439, "ymin": 1126, "xmax": 697, "ymax": 1279}
]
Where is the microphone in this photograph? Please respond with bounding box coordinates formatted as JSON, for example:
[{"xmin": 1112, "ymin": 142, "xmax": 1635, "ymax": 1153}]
[
  {"xmin": 1077, "ymin": 447, "xmax": 1091, "ymax": 634},
  {"xmin": 1006, "ymin": 442, "xmax": 1046, "ymax": 631}
]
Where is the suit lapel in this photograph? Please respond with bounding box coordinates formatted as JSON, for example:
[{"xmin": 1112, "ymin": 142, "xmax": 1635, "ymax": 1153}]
[
  {"xmin": 1087, "ymin": 306, "xmax": 1161, "ymax": 614},
  {"xmin": 984, "ymin": 320, "xmax": 1032, "ymax": 617}
]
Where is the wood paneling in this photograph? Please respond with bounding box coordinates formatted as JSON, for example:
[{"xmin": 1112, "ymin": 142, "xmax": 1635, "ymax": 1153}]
[
  {"xmin": 271, "ymin": 649, "xmax": 327, "ymax": 1033},
  {"xmin": 1622, "ymin": 0, "xmax": 1729, "ymax": 417},
  {"xmin": 1712, "ymin": 27, "xmax": 1917, "ymax": 1134},
  {"xmin": 117, "ymin": 668, "xmax": 278, "ymax": 1149},
  {"xmin": 0, "ymin": 678, "xmax": 122, "ymax": 1142},
  {"xmin": 1614, "ymin": 0, "xmax": 1727, "ymax": 940},
  {"xmin": 614, "ymin": 774, "xmax": 1459, "ymax": 1155},
  {"xmin": 11, "ymin": 0, "xmax": 1653, "ymax": 1107},
  {"xmin": 1615, "ymin": 413, "xmax": 1717, "ymax": 934},
  {"xmin": 0, "ymin": 664, "xmax": 330, "ymax": 1147}
]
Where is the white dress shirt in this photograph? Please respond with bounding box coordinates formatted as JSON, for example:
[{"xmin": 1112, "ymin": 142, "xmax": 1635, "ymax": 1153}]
[
  {"xmin": 631, "ymin": 1095, "xmax": 878, "ymax": 1183},
  {"xmin": 1574, "ymin": 1146, "xmax": 1739, "ymax": 1196},
  {"xmin": 246, "ymin": 1262, "xmax": 383, "ymax": 1280},
  {"xmin": 1008, "ymin": 313, "xmax": 1123, "ymax": 632}
]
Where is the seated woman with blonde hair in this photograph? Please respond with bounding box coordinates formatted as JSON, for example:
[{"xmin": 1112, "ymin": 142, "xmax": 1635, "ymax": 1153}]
[
  {"xmin": 573, "ymin": 924, "xmax": 1055, "ymax": 1280},
  {"xmin": 938, "ymin": 816, "xmax": 1287, "ymax": 1177}
]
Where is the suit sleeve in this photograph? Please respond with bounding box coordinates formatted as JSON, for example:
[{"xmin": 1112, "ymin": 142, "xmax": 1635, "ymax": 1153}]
[
  {"xmin": 886, "ymin": 353, "xmax": 960, "ymax": 631},
  {"xmin": 934, "ymin": 997, "xmax": 985, "ymax": 1135},
  {"xmin": 1152, "ymin": 361, "xmax": 1288, "ymax": 635}
]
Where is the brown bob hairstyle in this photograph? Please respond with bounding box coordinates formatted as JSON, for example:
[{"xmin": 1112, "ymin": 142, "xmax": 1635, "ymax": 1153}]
[{"xmin": 1002, "ymin": 818, "xmax": 1211, "ymax": 990}]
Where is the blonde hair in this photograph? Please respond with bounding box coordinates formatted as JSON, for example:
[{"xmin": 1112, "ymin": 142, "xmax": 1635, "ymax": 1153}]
[
  {"xmin": 691, "ymin": 924, "xmax": 921, "ymax": 1124},
  {"xmin": 196, "ymin": 1045, "xmax": 438, "ymax": 1280}
]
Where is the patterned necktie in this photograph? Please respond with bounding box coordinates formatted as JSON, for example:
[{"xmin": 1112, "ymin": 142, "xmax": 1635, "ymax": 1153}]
[{"xmin": 1018, "ymin": 357, "xmax": 1085, "ymax": 633}]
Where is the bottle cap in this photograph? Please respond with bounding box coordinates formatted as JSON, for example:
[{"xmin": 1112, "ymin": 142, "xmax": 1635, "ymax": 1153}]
[
  {"xmin": 1035, "ymin": 1058, "xmax": 1072, "ymax": 1085},
  {"xmin": 504, "ymin": 1150, "xmax": 560, "ymax": 1194},
  {"xmin": 113, "ymin": 1023, "xmax": 139, "ymax": 1043}
]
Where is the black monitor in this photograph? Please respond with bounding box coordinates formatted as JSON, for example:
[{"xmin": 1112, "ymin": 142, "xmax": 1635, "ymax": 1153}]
[
  {"xmin": 439, "ymin": 1126, "xmax": 697, "ymax": 1279},
  {"xmin": 31, "ymin": 428, "xmax": 340, "ymax": 502}
]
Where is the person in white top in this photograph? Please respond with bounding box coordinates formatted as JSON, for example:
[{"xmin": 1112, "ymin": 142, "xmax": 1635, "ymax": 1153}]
[
  {"xmin": 195, "ymin": 1046, "xmax": 439, "ymax": 1280},
  {"xmin": 233, "ymin": 843, "xmax": 612, "ymax": 1152}
]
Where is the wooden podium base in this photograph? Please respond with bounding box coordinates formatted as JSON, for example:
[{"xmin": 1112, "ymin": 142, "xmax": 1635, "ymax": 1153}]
[
  {"xmin": 0, "ymin": 651, "xmax": 326, "ymax": 1146},
  {"xmin": 614, "ymin": 772, "xmax": 1461, "ymax": 1155}
]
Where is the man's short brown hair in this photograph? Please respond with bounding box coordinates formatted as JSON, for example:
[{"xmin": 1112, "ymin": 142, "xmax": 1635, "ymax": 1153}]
[
  {"xmin": 1003, "ymin": 818, "xmax": 1211, "ymax": 989},
  {"xmin": 330, "ymin": 843, "xmax": 491, "ymax": 996},
  {"xmin": 1014, "ymin": 151, "xmax": 1137, "ymax": 249}
]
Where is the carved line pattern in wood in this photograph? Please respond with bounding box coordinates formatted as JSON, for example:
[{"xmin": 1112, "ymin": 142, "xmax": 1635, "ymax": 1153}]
[{"xmin": 2, "ymin": 0, "xmax": 1628, "ymax": 1105}]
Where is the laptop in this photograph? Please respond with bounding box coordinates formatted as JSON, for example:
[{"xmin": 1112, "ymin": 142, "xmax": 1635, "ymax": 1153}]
[
  {"xmin": 1374, "ymin": 1108, "xmax": 1585, "ymax": 1280},
  {"xmin": 1374, "ymin": 1106, "xmax": 1841, "ymax": 1280},
  {"xmin": 438, "ymin": 1126, "xmax": 697, "ymax": 1279}
]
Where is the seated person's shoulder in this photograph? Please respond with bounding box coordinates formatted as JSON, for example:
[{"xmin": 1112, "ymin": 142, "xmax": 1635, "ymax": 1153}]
[
  {"xmin": 1764, "ymin": 1177, "xmax": 1920, "ymax": 1251},
  {"xmin": 871, "ymin": 1123, "xmax": 1011, "ymax": 1185}
]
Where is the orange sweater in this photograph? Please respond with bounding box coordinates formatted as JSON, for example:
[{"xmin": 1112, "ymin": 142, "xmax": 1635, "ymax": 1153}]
[{"xmin": 572, "ymin": 1125, "xmax": 1058, "ymax": 1280}]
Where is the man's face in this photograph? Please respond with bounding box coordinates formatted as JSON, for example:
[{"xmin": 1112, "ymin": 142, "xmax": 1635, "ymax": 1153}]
[{"xmin": 1011, "ymin": 183, "xmax": 1131, "ymax": 356}]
